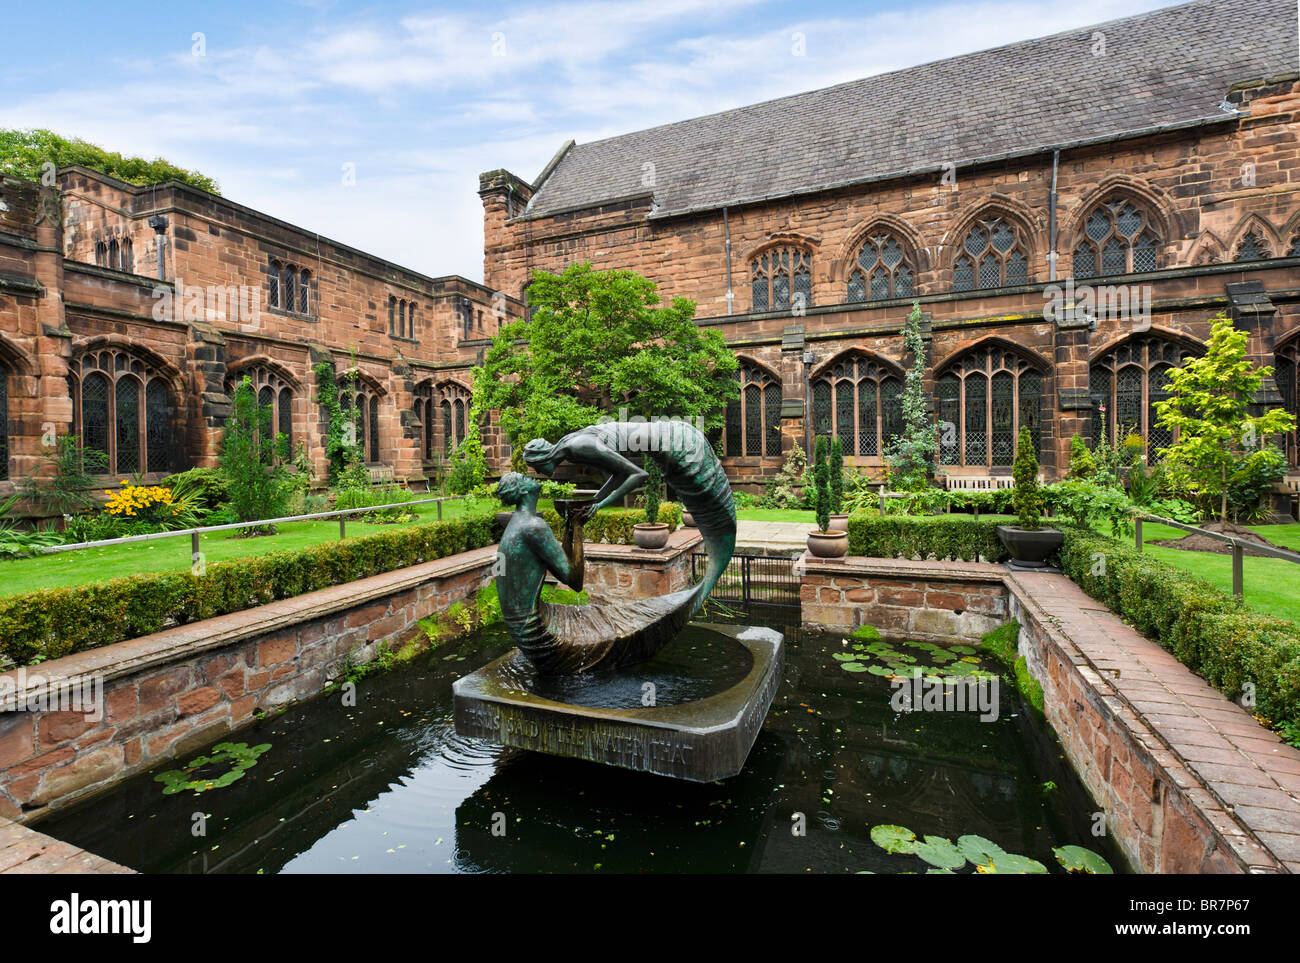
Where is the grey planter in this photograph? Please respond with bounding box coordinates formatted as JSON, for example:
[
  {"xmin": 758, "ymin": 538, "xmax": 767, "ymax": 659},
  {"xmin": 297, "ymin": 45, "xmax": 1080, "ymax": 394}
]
[{"xmin": 996, "ymin": 525, "xmax": 1064, "ymax": 569}]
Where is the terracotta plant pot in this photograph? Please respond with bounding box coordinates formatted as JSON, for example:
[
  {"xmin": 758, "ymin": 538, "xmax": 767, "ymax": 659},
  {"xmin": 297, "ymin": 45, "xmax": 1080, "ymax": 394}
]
[
  {"xmin": 995, "ymin": 525, "xmax": 1064, "ymax": 569},
  {"xmin": 806, "ymin": 529, "xmax": 848, "ymax": 558},
  {"xmin": 633, "ymin": 522, "xmax": 670, "ymax": 549},
  {"xmin": 828, "ymin": 513, "xmax": 849, "ymax": 531},
  {"xmin": 681, "ymin": 511, "xmax": 696, "ymax": 528}
]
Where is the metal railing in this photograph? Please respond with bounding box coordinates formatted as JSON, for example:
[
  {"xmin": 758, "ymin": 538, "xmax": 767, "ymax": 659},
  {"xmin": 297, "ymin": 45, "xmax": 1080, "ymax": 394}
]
[
  {"xmin": 35, "ymin": 494, "xmax": 475, "ymax": 567},
  {"xmin": 1134, "ymin": 513, "xmax": 1300, "ymax": 598}
]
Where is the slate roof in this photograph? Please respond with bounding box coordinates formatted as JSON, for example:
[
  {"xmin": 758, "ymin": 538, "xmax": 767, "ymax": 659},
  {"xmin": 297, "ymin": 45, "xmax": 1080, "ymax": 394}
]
[{"xmin": 521, "ymin": 0, "xmax": 1298, "ymax": 220}]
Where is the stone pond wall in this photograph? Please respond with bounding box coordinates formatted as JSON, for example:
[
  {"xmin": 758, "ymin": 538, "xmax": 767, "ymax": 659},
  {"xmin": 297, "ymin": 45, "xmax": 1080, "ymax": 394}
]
[
  {"xmin": 0, "ymin": 532, "xmax": 704, "ymax": 823},
  {"xmin": 801, "ymin": 554, "xmax": 1300, "ymax": 874},
  {"xmin": 0, "ymin": 547, "xmax": 498, "ymax": 821}
]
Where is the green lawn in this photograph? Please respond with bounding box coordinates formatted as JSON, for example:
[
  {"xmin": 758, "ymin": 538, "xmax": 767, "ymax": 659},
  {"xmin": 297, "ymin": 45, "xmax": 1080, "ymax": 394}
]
[
  {"xmin": 0, "ymin": 497, "xmax": 486, "ymax": 599},
  {"xmin": 1135, "ymin": 521, "xmax": 1300, "ymax": 625},
  {"xmin": 735, "ymin": 508, "xmax": 816, "ymax": 523}
]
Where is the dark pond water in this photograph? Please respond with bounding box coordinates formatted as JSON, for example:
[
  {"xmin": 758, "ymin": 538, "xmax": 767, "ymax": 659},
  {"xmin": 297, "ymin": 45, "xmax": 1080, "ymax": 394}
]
[{"xmin": 35, "ymin": 606, "xmax": 1126, "ymax": 874}]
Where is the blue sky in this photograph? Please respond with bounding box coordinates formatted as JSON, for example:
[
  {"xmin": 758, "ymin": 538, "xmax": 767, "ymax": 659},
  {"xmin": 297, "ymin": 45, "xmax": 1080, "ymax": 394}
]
[{"xmin": 1, "ymin": 0, "xmax": 1173, "ymax": 283}]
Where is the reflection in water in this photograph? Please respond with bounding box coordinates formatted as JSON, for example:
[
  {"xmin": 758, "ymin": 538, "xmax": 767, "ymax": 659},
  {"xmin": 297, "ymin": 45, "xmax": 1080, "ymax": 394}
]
[{"xmin": 34, "ymin": 613, "xmax": 1124, "ymax": 873}]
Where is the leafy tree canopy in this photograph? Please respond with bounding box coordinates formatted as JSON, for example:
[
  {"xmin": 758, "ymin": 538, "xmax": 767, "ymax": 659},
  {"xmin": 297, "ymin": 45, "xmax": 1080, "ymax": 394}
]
[
  {"xmin": 0, "ymin": 128, "xmax": 219, "ymax": 194},
  {"xmin": 1154, "ymin": 312, "xmax": 1295, "ymax": 522},
  {"xmin": 472, "ymin": 262, "xmax": 739, "ymax": 445}
]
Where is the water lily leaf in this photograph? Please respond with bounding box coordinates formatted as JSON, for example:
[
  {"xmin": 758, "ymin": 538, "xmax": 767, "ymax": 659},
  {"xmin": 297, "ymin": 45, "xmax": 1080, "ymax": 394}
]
[
  {"xmin": 925, "ymin": 868, "xmax": 956, "ymax": 875},
  {"xmin": 840, "ymin": 662, "xmax": 868, "ymax": 673},
  {"xmin": 832, "ymin": 653, "xmax": 859, "ymax": 662},
  {"xmin": 866, "ymin": 665, "xmax": 896, "ymax": 676},
  {"xmin": 986, "ymin": 852, "xmax": 1048, "ymax": 874},
  {"xmin": 1053, "ymin": 845, "xmax": 1113, "ymax": 874},
  {"xmin": 957, "ymin": 835, "xmax": 1007, "ymax": 864},
  {"xmin": 915, "ymin": 836, "xmax": 966, "ymax": 870},
  {"xmin": 869, "ymin": 824, "xmax": 918, "ymax": 854},
  {"xmin": 951, "ymin": 645, "xmax": 977, "ymax": 655}
]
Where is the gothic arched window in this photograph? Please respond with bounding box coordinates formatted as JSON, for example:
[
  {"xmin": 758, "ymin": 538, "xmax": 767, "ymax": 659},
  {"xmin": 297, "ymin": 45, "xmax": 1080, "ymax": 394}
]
[
  {"xmin": 936, "ymin": 346, "xmax": 1044, "ymax": 468},
  {"xmin": 953, "ymin": 216, "xmax": 1029, "ymax": 292},
  {"xmin": 437, "ymin": 382, "xmax": 472, "ymax": 456},
  {"xmin": 72, "ymin": 348, "xmax": 175, "ymax": 475},
  {"xmin": 1073, "ymin": 199, "xmax": 1160, "ymax": 278},
  {"xmin": 0, "ymin": 359, "xmax": 9, "ymax": 480},
  {"xmin": 225, "ymin": 366, "xmax": 294, "ymax": 456},
  {"xmin": 1090, "ymin": 335, "xmax": 1199, "ymax": 461},
  {"xmin": 847, "ymin": 233, "xmax": 914, "ymax": 302},
  {"xmin": 1235, "ymin": 231, "xmax": 1271, "ymax": 262},
  {"xmin": 811, "ymin": 354, "xmax": 903, "ymax": 457},
  {"xmin": 722, "ymin": 363, "xmax": 781, "ymax": 457},
  {"xmin": 751, "ymin": 246, "xmax": 812, "ymax": 312},
  {"xmin": 1275, "ymin": 337, "xmax": 1299, "ymax": 466}
]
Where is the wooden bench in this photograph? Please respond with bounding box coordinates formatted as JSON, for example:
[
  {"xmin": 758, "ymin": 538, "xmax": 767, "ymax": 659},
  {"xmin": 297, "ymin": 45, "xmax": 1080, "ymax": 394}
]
[{"xmin": 367, "ymin": 465, "xmax": 395, "ymax": 485}]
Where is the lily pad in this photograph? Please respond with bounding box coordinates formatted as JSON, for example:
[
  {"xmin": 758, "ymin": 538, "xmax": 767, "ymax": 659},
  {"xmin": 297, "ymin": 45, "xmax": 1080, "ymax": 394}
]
[
  {"xmin": 869, "ymin": 824, "xmax": 919, "ymax": 855},
  {"xmin": 831, "ymin": 653, "xmax": 859, "ymax": 662},
  {"xmin": 980, "ymin": 852, "xmax": 1049, "ymax": 874},
  {"xmin": 956, "ymin": 834, "xmax": 1006, "ymax": 865},
  {"xmin": 1053, "ymin": 845, "xmax": 1114, "ymax": 874},
  {"xmin": 914, "ymin": 835, "xmax": 966, "ymax": 870},
  {"xmin": 839, "ymin": 661, "xmax": 868, "ymax": 673}
]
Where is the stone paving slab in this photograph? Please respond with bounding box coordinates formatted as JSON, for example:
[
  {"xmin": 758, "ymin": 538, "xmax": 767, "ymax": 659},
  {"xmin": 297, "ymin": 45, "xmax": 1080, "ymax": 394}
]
[
  {"xmin": 735, "ymin": 520, "xmax": 813, "ymax": 556},
  {"xmin": 1008, "ymin": 569, "xmax": 1300, "ymax": 874},
  {"xmin": 0, "ymin": 818, "xmax": 132, "ymax": 874}
]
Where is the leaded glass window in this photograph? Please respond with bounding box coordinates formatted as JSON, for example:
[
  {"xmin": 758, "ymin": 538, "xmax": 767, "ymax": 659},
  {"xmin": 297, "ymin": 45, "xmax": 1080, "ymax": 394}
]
[
  {"xmin": 1236, "ymin": 231, "xmax": 1270, "ymax": 262},
  {"xmin": 937, "ymin": 373, "xmax": 959, "ymax": 466},
  {"xmin": 991, "ymin": 371, "xmax": 1015, "ymax": 466},
  {"xmin": 939, "ymin": 345, "xmax": 1045, "ymax": 467},
  {"xmin": 745, "ymin": 384, "xmax": 762, "ymax": 455},
  {"xmin": 146, "ymin": 379, "xmax": 170, "ymax": 473},
  {"xmin": 953, "ymin": 216, "xmax": 1030, "ymax": 291},
  {"xmin": 1273, "ymin": 339, "xmax": 1299, "ymax": 466},
  {"xmin": 370, "ymin": 395, "xmax": 381, "ymax": 463},
  {"xmin": 811, "ymin": 355, "xmax": 899, "ymax": 459},
  {"xmin": 226, "ymin": 365, "xmax": 294, "ymax": 464},
  {"xmin": 847, "ymin": 233, "xmax": 914, "ymax": 302},
  {"xmin": 881, "ymin": 377, "xmax": 903, "ymax": 447},
  {"xmin": 437, "ymin": 381, "xmax": 472, "ymax": 457},
  {"xmin": 281, "ymin": 264, "xmax": 296, "ymax": 312},
  {"xmin": 1290, "ymin": 234, "xmax": 1300, "ymax": 257},
  {"xmin": 73, "ymin": 349, "xmax": 172, "ymax": 475},
  {"xmin": 269, "ymin": 260, "xmax": 281, "ymax": 308},
  {"xmin": 0, "ymin": 360, "xmax": 9, "ymax": 480},
  {"xmin": 751, "ymin": 247, "xmax": 812, "ymax": 312},
  {"xmin": 1073, "ymin": 200, "xmax": 1161, "ymax": 279},
  {"xmin": 723, "ymin": 363, "xmax": 783, "ymax": 457},
  {"xmin": 812, "ymin": 380, "xmax": 832, "ymax": 438},
  {"xmin": 1090, "ymin": 335, "xmax": 1199, "ymax": 456},
  {"xmin": 114, "ymin": 378, "xmax": 141, "ymax": 474}
]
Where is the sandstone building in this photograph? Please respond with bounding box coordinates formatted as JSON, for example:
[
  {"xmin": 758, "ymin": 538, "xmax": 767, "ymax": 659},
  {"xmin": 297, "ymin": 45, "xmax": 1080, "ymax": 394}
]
[
  {"xmin": 1, "ymin": 0, "xmax": 1298, "ymax": 503},
  {"xmin": 481, "ymin": 0, "xmax": 1300, "ymax": 489},
  {"xmin": 0, "ymin": 168, "xmax": 519, "ymax": 497}
]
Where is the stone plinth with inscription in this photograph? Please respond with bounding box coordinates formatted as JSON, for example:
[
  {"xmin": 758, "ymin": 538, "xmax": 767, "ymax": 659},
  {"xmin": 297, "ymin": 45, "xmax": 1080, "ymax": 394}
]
[{"xmin": 453, "ymin": 623, "xmax": 783, "ymax": 782}]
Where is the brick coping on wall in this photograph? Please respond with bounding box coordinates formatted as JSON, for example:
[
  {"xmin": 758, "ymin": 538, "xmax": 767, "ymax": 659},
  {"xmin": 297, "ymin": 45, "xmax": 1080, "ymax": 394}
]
[
  {"xmin": 801, "ymin": 554, "xmax": 1300, "ymax": 873},
  {"xmin": 0, "ymin": 817, "xmax": 133, "ymax": 874},
  {"xmin": 0, "ymin": 546, "xmax": 499, "ymax": 710}
]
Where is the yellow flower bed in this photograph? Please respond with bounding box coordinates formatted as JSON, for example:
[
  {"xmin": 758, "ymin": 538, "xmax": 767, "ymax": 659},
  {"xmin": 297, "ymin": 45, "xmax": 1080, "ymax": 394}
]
[{"xmin": 104, "ymin": 481, "xmax": 180, "ymax": 519}]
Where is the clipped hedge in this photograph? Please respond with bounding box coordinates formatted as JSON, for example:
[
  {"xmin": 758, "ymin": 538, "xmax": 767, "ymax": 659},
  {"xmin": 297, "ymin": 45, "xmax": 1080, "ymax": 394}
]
[
  {"xmin": 846, "ymin": 512, "xmax": 1008, "ymax": 562},
  {"xmin": 1058, "ymin": 527, "xmax": 1300, "ymax": 730},
  {"xmin": 0, "ymin": 512, "xmax": 497, "ymax": 666},
  {"xmin": 524, "ymin": 503, "xmax": 682, "ymax": 546}
]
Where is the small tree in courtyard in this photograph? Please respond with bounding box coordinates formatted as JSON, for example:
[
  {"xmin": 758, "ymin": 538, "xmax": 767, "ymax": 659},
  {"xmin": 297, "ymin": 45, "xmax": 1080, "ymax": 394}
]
[
  {"xmin": 884, "ymin": 302, "xmax": 937, "ymax": 490},
  {"xmin": 1153, "ymin": 313, "xmax": 1295, "ymax": 525},
  {"xmin": 812, "ymin": 435, "xmax": 831, "ymax": 533},
  {"xmin": 1011, "ymin": 425, "xmax": 1042, "ymax": 531},
  {"xmin": 220, "ymin": 376, "xmax": 291, "ymax": 532},
  {"xmin": 829, "ymin": 436, "xmax": 844, "ymax": 513}
]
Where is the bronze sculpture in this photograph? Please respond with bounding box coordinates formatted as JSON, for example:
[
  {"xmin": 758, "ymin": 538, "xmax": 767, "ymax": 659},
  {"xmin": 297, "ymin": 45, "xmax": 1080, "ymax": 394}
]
[{"xmin": 494, "ymin": 419, "xmax": 736, "ymax": 675}]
